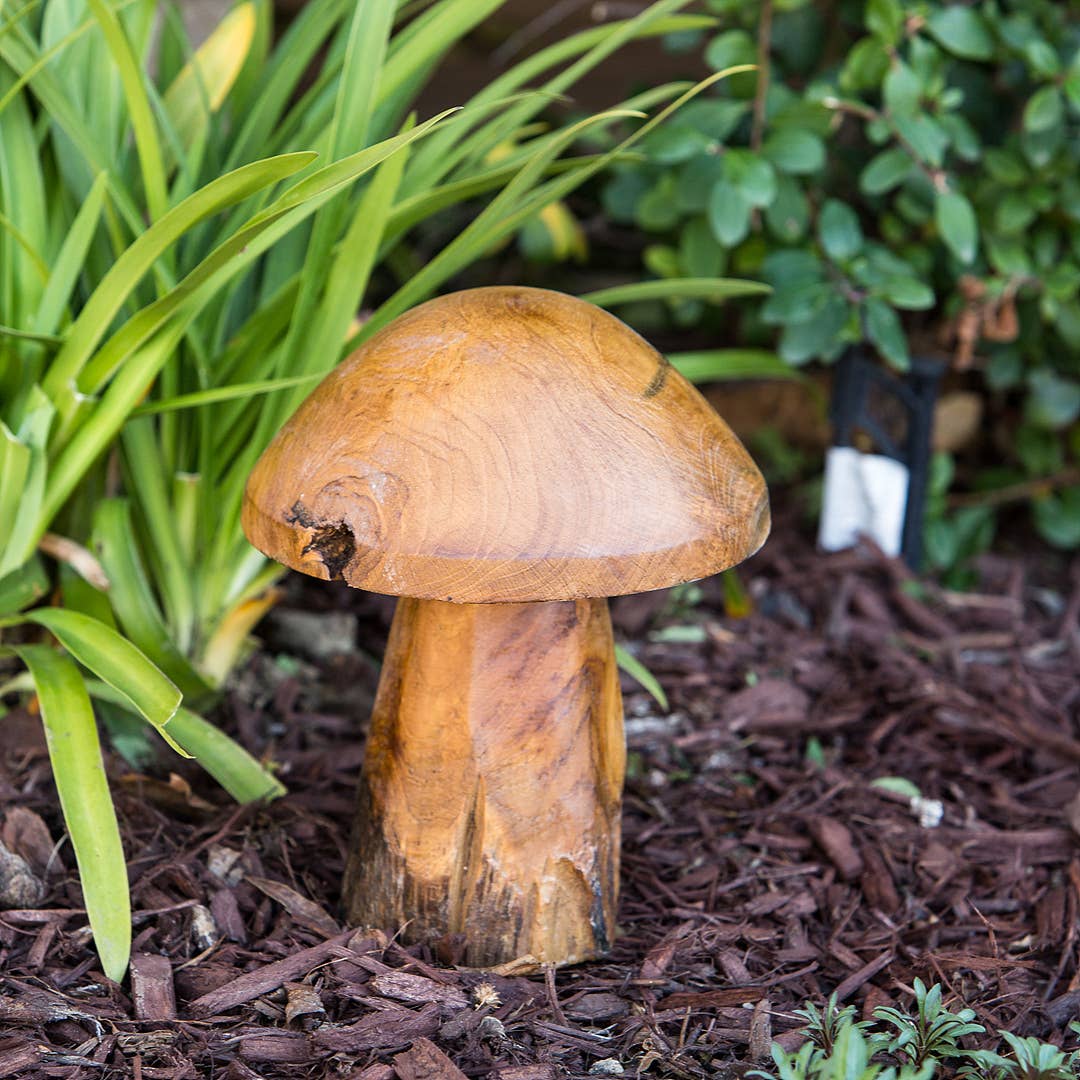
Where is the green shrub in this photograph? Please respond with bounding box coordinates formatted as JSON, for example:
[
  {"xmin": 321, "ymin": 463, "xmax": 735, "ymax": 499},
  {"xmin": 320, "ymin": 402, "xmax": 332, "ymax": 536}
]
[{"xmin": 599, "ymin": 0, "xmax": 1080, "ymax": 554}]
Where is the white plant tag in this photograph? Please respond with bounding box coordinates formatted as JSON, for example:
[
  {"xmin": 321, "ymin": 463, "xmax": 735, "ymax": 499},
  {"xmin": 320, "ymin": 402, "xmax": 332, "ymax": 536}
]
[{"xmin": 817, "ymin": 446, "xmax": 910, "ymax": 558}]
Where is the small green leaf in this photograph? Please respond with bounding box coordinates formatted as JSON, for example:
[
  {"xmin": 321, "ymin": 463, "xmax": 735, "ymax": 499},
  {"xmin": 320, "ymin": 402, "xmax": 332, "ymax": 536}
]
[
  {"xmin": 880, "ymin": 276, "xmax": 934, "ymax": 310},
  {"xmin": 1065, "ymin": 55, "xmax": 1080, "ymax": 110},
  {"xmin": 1033, "ymin": 488, "xmax": 1080, "ymax": 549},
  {"xmin": 765, "ymin": 174, "xmax": 810, "ymax": 241},
  {"xmin": 614, "ymin": 645, "xmax": 668, "ymax": 711},
  {"xmin": 1026, "ymin": 370, "xmax": 1080, "ymax": 429},
  {"xmin": 1024, "ymin": 86, "xmax": 1064, "ymax": 133},
  {"xmin": 984, "ymin": 148, "xmax": 1026, "ymax": 186},
  {"xmin": 818, "ymin": 199, "xmax": 863, "ymax": 261},
  {"xmin": 603, "ymin": 169, "xmax": 650, "ymax": 222},
  {"xmin": 778, "ymin": 294, "xmax": 848, "ymax": 363},
  {"xmin": 678, "ymin": 217, "xmax": 726, "ymax": 278},
  {"xmin": 761, "ymin": 129, "xmax": 824, "ymax": 174},
  {"xmin": 926, "ymin": 6, "xmax": 994, "ymax": 61},
  {"xmin": 995, "ymin": 193, "xmax": 1037, "ymax": 235},
  {"xmin": 637, "ymin": 174, "xmax": 681, "ymax": 230},
  {"xmin": 860, "ymin": 147, "xmax": 912, "ymax": 195},
  {"xmin": 841, "ymin": 37, "xmax": 889, "ymax": 91},
  {"xmin": 675, "ymin": 155, "xmax": 725, "ymax": 213},
  {"xmin": 894, "ymin": 114, "xmax": 949, "ymax": 167},
  {"xmin": 986, "ymin": 235, "xmax": 1032, "ymax": 276},
  {"xmin": 761, "ymin": 281, "xmax": 830, "ymax": 324},
  {"xmin": 864, "ymin": 296, "xmax": 909, "ymax": 368},
  {"xmin": 883, "ymin": 59, "xmax": 921, "ymax": 116},
  {"xmin": 866, "ymin": 0, "xmax": 903, "ymax": 43},
  {"xmin": 898, "ymin": 116, "xmax": 950, "ymax": 166},
  {"xmin": 1017, "ymin": 424, "xmax": 1064, "ymax": 475},
  {"xmin": 703, "ymin": 29, "xmax": 756, "ymax": 73},
  {"xmin": 1025, "ymin": 40, "xmax": 1061, "ymax": 79},
  {"xmin": 935, "ymin": 190, "xmax": 978, "ymax": 264},
  {"xmin": 708, "ymin": 180, "xmax": 752, "ymax": 246},
  {"xmin": 723, "ymin": 150, "xmax": 777, "ymax": 207},
  {"xmin": 643, "ymin": 123, "xmax": 710, "ymax": 164},
  {"xmin": 871, "ymin": 776, "xmax": 922, "ymax": 800}
]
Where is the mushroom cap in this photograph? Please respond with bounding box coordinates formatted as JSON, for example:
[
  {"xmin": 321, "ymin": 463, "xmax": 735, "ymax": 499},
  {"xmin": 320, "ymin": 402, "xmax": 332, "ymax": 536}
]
[{"xmin": 242, "ymin": 286, "xmax": 769, "ymax": 603}]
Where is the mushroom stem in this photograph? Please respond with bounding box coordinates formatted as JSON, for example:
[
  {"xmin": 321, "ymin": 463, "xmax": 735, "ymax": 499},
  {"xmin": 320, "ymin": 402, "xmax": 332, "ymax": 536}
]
[{"xmin": 343, "ymin": 597, "xmax": 626, "ymax": 967}]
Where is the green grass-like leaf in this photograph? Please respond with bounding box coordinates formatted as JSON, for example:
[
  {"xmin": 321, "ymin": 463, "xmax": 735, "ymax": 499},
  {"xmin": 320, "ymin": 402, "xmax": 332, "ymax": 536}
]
[{"xmin": 15, "ymin": 644, "xmax": 130, "ymax": 983}]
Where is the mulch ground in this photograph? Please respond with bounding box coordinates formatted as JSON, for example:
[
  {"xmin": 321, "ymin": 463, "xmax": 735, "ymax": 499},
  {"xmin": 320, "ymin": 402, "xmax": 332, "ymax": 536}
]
[{"xmin": 1, "ymin": 496, "xmax": 1078, "ymax": 1079}]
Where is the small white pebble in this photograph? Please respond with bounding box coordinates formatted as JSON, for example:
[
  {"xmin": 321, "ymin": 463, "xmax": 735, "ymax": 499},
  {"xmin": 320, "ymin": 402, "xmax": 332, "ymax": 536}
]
[
  {"xmin": 589, "ymin": 1059, "xmax": 624, "ymax": 1076},
  {"xmin": 206, "ymin": 844, "xmax": 244, "ymax": 884},
  {"xmin": 190, "ymin": 904, "xmax": 217, "ymax": 951},
  {"xmin": 911, "ymin": 796, "xmax": 944, "ymax": 829},
  {"xmin": 478, "ymin": 1016, "xmax": 506, "ymax": 1040}
]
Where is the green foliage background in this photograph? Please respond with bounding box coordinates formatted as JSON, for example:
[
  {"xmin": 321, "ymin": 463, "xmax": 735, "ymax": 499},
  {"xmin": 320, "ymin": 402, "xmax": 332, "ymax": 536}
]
[{"xmin": 599, "ymin": 0, "xmax": 1080, "ymax": 557}]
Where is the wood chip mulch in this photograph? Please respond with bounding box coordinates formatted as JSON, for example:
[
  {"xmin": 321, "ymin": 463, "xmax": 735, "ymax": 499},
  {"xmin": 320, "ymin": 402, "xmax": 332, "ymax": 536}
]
[{"xmin": 1, "ymin": 501, "xmax": 1078, "ymax": 1079}]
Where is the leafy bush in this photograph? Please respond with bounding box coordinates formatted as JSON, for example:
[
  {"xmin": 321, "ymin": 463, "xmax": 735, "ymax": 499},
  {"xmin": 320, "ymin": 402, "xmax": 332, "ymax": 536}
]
[
  {"xmin": 756, "ymin": 982, "xmax": 1079, "ymax": 1080},
  {"xmin": 599, "ymin": 0, "xmax": 1080, "ymax": 552},
  {"xmin": 0, "ymin": 0, "xmax": 773, "ymax": 979}
]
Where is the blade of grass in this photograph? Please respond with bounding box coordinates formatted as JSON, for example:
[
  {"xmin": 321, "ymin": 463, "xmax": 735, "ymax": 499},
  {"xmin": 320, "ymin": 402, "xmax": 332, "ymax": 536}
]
[
  {"xmin": 0, "ymin": 424, "xmax": 31, "ymax": 548},
  {"xmin": 42, "ymin": 321, "xmax": 187, "ymax": 536},
  {"xmin": 89, "ymin": 495, "xmax": 214, "ymax": 703},
  {"xmin": 0, "ymin": 19, "xmax": 145, "ymax": 238},
  {"xmin": 669, "ymin": 349, "xmax": 799, "ymax": 383},
  {"xmin": 34, "ymin": 171, "xmax": 109, "ymax": 335},
  {"xmin": 1, "ymin": 387, "xmax": 54, "ymax": 574},
  {"xmin": 405, "ymin": 3, "xmax": 700, "ymax": 193},
  {"xmin": 132, "ymin": 374, "xmax": 320, "ymax": 415},
  {"xmin": 85, "ymin": 680, "xmax": 286, "ymax": 802},
  {"xmin": 362, "ymin": 109, "xmax": 647, "ymax": 338},
  {"xmin": 275, "ymin": 116, "xmax": 411, "ymax": 422},
  {"xmin": 581, "ymin": 278, "xmax": 771, "ymax": 307},
  {"xmin": 0, "ymin": 554, "xmax": 48, "ymax": 615},
  {"xmin": 0, "ymin": 325, "xmax": 61, "ymax": 346},
  {"xmin": 86, "ymin": 0, "xmax": 167, "ymax": 221},
  {"xmin": 120, "ymin": 417, "xmax": 195, "ymax": 653},
  {"xmin": 14, "ymin": 644, "xmax": 130, "ymax": 982},
  {"xmin": 272, "ymin": 0, "xmax": 395, "ymax": 412},
  {"xmin": 224, "ymin": 0, "xmax": 346, "ymax": 169},
  {"xmin": 76, "ymin": 111, "xmax": 455, "ymax": 397},
  {"xmin": 360, "ymin": 69, "xmax": 754, "ymax": 343},
  {"xmin": 164, "ymin": 707, "xmax": 284, "ymax": 801},
  {"xmin": 375, "ymin": 0, "xmax": 506, "ymax": 119},
  {"xmin": 614, "ymin": 644, "xmax": 668, "ymax": 712},
  {"xmin": 0, "ymin": 63, "xmax": 48, "ymax": 326},
  {"xmin": 17, "ymin": 608, "xmax": 186, "ymax": 753},
  {"xmin": 41, "ymin": 151, "xmax": 316, "ymax": 403},
  {"xmin": 162, "ymin": 2, "xmax": 255, "ymax": 153}
]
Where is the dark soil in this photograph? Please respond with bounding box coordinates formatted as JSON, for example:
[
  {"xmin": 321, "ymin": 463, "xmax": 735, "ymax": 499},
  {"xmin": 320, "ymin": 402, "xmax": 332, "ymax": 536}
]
[{"xmin": 1, "ymin": 496, "xmax": 1079, "ymax": 1079}]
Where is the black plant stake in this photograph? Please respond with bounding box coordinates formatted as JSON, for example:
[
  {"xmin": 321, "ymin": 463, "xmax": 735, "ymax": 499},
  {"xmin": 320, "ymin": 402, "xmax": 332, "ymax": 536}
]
[{"xmin": 829, "ymin": 346, "xmax": 946, "ymax": 569}]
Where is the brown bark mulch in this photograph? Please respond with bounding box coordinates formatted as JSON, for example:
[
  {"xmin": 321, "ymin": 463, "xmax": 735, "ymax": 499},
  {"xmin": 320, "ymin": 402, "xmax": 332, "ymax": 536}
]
[{"xmin": 1, "ymin": 500, "xmax": 1078, "ymax": 1078}]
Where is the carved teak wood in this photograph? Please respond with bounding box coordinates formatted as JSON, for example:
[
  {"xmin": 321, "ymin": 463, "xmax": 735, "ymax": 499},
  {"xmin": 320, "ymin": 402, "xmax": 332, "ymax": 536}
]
[{"xmin": 243, "ymin": 286, "xmax": 769, "ymax": 966}]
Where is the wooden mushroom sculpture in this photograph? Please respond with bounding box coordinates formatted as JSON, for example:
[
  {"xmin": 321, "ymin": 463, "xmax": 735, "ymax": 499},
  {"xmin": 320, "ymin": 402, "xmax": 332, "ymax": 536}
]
[{"xmin": 243, "ymin": 286, "xmax": 769, "ymax": 967}]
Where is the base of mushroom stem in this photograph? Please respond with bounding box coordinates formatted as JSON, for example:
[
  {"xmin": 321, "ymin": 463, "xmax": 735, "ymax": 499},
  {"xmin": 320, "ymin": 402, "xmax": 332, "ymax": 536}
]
[{"xmin": 342, "ymin": 596, "xmax": 626, "ymax": 968}]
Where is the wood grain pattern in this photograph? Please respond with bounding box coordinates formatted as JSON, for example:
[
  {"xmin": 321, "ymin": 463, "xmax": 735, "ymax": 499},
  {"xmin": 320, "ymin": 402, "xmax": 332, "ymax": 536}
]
[
  {"xmin": 342, "ymin": 597, "xmax": 625, "ymax": 967},
  {"xmin": 243, "ymin": 286, "xmax": 769, "ymax": 604}
]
